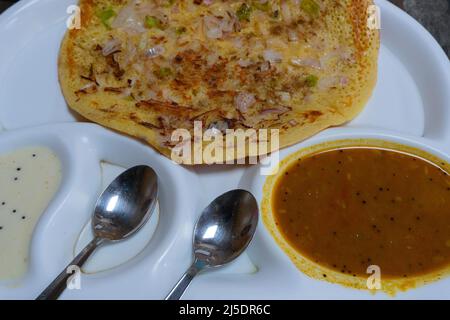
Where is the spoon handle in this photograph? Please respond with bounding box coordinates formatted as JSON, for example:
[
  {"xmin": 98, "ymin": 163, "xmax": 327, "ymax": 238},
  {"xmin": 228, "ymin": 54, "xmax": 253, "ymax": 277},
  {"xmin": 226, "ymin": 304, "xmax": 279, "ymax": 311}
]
[
  {"xmin": 36, "ymin": 237, "xmax": 103, "ymax": 300},
  {"xmin": 165, "ymin": 262, "xmax": 201, "ymax": 300}
]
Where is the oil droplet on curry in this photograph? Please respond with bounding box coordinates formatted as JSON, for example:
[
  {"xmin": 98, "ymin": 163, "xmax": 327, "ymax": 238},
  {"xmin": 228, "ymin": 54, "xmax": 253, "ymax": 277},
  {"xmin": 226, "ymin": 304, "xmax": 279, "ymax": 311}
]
[{"xmin": 272, "ymin": 148, "xmax": 450, "ymax": 282}]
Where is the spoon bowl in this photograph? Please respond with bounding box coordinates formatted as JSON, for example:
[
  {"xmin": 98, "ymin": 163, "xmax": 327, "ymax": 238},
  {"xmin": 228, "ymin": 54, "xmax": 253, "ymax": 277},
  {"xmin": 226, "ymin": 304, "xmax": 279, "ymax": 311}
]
[
  {"xmin": 193, "ymin": 190, "xmax": 259, "ymax": 268},
  {"xmin": 93, "ymin": 165, "xmax": 158, "ymax": 240},
  {"xmin": 166, "ymin": 189, "xmax": 258, "ymax": 300},
  {"xmin": 37, "ymin": 165, "xmax": 158, "ymax": 300}
]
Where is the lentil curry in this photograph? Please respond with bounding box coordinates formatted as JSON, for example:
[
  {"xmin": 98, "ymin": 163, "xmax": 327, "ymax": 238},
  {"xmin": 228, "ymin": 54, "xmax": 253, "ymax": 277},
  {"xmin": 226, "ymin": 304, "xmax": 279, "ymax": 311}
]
[{"xmin": 262, "ymin": 140, "xmax": 450, "ymax": 294}]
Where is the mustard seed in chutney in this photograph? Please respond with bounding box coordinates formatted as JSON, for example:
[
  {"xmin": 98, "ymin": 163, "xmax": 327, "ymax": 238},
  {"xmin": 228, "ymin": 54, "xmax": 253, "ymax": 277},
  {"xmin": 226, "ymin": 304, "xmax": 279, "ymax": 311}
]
[{"xmin": 272, "ymin": 147, "xmax": 450, "ymax": 279}]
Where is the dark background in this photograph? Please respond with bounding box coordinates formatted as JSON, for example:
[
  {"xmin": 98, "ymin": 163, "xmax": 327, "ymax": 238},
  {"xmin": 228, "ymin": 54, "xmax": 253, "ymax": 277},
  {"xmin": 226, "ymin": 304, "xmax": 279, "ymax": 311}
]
[
  {"xmin": 0, "ymin": 0, "xmax": 15, "ymax": 12},
  {"xmin": 0, "ymin": 0, "xmax": 449, "ymax": 57}
]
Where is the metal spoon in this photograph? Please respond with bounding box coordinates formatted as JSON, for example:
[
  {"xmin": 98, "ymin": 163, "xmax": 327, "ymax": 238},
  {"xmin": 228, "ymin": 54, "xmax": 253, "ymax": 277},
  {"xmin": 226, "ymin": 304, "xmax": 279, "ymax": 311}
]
[
  {"xmin": 37, "ymin": 165, "xmax": 158, "ymax": 300},
  {"xmin": 165, "ymin": 189, "xmax": 258, "ymax": 300}
]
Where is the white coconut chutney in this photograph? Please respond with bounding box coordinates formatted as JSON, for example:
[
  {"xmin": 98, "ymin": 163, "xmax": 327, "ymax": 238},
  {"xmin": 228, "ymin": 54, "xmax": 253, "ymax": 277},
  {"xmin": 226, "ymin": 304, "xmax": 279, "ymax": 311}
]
[{"xmin": 0, "ymin": 146, "xmax": 61, "ymax": 280}]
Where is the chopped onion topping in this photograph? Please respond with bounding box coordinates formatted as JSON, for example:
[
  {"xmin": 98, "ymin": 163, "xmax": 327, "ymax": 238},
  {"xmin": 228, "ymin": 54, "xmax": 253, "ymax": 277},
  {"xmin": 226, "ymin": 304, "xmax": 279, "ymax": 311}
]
[
  {"xmin": 238, "ymin": 59, "xmax": 253, "ymax": 67},
  {"xmin": 111, "ymin": 0, "xmax": 146, "ymax": 33},
  {"xmin": 290, "ymin": 57, "xmax": 322, "ymax": 69},
  {"xmin": 234, "ymin": 92, "xmax": 256, "ymax": 113},
  {"xmin": 318, "ymin": 75, "xmax": 349, "ymax": 90},
  {"xmin": 145, "ymin": 45, "xmax": 165, "ymax": 58},
  {"xmin": 102, "ymin": 38, "xmax": 121, "ymax": 56},
  {"xmin": 259, "ymin": 106, "xmax": 290, "ymax": 116},
  {"xmin": 263, "ymin": 50, "xmax": 283, "ymax": 63}
]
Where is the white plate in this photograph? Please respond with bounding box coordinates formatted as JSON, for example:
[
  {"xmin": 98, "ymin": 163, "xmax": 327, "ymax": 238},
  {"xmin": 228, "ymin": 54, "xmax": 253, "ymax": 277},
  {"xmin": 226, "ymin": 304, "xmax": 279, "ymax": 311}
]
[
  {"xmin": 239, "ymin": 128, "xmax": 450, "ymax": 300},
  {"xmin": 0, "ymin": 0, "xmax": 449, "ymax": 299},
  {"xmin": 0, "ymin": 123, "xmax": 202, "ymax": 299}
]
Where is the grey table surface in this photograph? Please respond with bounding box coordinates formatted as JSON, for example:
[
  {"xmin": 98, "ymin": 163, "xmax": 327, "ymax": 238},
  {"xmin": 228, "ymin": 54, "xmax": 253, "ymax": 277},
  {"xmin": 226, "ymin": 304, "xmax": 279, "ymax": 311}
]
[{"xmin": 0, "ymin": 0, "xmax": 449, "ymax": 57}]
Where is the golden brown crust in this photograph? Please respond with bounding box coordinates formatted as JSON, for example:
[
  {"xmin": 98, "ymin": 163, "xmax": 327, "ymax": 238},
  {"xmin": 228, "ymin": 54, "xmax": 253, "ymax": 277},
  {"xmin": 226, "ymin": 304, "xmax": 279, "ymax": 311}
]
[{"xmin": 59, "ymin": 0, "xmax": 379, "ymax": 163}]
